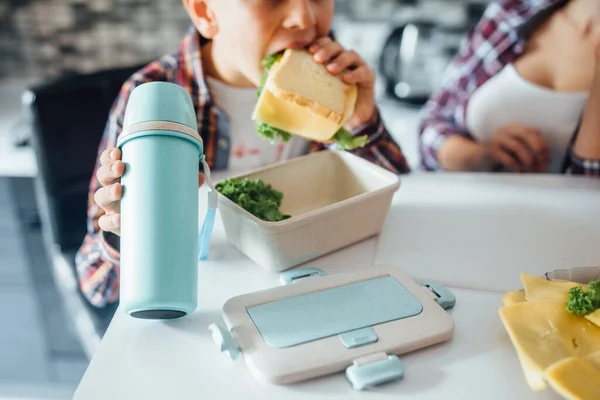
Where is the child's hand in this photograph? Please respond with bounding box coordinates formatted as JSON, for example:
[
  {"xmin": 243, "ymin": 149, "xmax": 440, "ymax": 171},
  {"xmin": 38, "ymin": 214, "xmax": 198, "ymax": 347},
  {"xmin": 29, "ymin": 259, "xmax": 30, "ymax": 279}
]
[
  {"xmin": 308, "ymin": 37, "xmax": 376, "ymax": 131},
  {"xmin": 93, "ymin": 148, "xmax": 206, "ymax": 237},
  {"xmin": 94, "ymin": 148, "xmax": 125, "ymax": 236}
]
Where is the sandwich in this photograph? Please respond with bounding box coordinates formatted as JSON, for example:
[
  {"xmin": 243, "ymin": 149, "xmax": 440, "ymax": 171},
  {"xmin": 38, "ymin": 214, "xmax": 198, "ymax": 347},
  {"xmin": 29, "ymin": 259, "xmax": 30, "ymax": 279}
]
[{"xmin": 252, "ymin": 49, "xmax": 368, "ymax": 150}]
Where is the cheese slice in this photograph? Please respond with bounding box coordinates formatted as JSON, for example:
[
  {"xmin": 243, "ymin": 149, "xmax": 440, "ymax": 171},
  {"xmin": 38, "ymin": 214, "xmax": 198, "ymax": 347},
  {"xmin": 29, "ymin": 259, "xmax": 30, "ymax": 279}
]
[
  {"xmin": 521, "ymin": 274, "xmax": 583, "ymax": 302},
  {"xmin": 585, "ymin": 309, "xmax": 600, "ymax": 329},
  {"xmin": 252, "ymin": 87, "xmax": 340, "ymax": 142},
  {"xmin": 544, "ymin": 351, "xmax": 600, "ymax": 400},
  {"xmin": 499, "ymin": 300, "xmax": 600, "ymax": 391},
  {"xmin": 502, "ymin": 290, "xmax": 527, "ymax": 306}
]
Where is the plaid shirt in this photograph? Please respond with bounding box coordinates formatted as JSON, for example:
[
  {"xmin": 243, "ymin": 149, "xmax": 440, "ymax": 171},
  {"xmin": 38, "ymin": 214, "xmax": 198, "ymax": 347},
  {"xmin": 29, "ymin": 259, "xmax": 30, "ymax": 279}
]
[
  {"xmin": 75, "ymin": 25, "xmax": 410, "ymax": 308},
  {"xmin": 418, "ymin": 0, "xmax": 600, "ymax": 175}
]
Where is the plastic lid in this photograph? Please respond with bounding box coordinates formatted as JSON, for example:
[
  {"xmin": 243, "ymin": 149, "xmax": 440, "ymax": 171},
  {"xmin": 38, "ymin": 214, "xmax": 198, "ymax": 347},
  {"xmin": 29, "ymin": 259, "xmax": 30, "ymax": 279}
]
[{"xmin": 118, "ymin": 82, "xmax": 202, "ymax": 149}]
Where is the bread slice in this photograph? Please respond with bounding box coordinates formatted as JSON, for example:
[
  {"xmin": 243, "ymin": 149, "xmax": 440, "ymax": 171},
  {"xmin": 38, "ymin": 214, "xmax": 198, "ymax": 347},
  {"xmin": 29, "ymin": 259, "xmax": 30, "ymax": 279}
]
[{"xmin": 253, "ymin": 49, "xmax": 357, "ymax": 142}]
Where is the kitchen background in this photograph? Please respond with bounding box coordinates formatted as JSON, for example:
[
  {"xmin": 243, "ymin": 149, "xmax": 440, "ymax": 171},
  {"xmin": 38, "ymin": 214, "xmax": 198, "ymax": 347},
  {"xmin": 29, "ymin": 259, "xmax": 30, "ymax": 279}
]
[
  {"xmin": 0, "ymin": 0, "xmax": 487, "ymax": 79},
  {"xmin": 0, "ymin": 0, "xmax": 488, "ymax": 398}
]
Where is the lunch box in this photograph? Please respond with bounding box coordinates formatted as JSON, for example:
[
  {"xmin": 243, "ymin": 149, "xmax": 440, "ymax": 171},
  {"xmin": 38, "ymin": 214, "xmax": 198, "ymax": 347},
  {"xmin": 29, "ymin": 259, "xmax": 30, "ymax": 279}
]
[
  {"xmin": 208, "ymin": 265, "xmax": 456, "ymax": 390},
  {"xmin": 542, "ymin": 266, "xmax": 600, "ymax": 284},
  {"xmin": 217, "ymin": 150, "xmax": 401, "ymax": 272}
]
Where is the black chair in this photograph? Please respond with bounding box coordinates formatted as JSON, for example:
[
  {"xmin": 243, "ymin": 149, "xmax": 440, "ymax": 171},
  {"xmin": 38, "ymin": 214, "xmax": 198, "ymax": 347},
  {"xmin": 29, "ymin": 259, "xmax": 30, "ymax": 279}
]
[{"xmin": 24, "ymin": 64, "xmax": 146, "ymax": 358}]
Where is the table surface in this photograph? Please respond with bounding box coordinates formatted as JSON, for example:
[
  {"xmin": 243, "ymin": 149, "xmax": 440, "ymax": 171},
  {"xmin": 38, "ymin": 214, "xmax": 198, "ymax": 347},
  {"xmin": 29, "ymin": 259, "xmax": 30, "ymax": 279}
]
[
  {"xmin": 74, "ymin": 172, "xmax": 598, "ymax": 400},
  {"xmin": 375, "ymin": 173, "xmax": 600, "ymax": 292}
]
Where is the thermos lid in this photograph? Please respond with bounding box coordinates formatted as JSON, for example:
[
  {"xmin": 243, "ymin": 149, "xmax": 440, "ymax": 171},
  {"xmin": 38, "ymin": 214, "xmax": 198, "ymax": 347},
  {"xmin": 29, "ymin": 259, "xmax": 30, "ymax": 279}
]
[{"xmin": 117, "ymin": 82, "xmax": 203, "ymax": 153}]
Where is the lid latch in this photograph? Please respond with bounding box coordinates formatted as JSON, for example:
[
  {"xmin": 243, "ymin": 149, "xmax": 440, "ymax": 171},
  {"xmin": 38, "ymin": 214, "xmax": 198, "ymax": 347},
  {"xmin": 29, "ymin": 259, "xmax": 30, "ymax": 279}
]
[
  {"xmin": 279, "ymin": 267, "xmax": 326, "ymax": 285},
  {"xmin": 208, "ymin": 323, "xmax": 240, "ymax": 360},
  {"xmin": 421, "ymin": 282, "xmax": 456, "ymax": 310},
  {"xmin": 346, "ymin": 352, "xmax": 404, "ymax": 390}
]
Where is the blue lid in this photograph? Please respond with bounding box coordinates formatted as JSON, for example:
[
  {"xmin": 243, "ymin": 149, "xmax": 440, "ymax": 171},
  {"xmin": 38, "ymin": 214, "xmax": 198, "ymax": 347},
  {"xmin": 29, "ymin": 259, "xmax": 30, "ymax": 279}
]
[
  {"xmin": 246, "ymin": 276, "xmax": 423, "ymax": 348},
  {"xmin": 124, "ymin": 81, "xmax": 198, "ymax": 131},
  {"xmin": 118, "ymin": 82, "xmax": 202, "ymax": 152}
]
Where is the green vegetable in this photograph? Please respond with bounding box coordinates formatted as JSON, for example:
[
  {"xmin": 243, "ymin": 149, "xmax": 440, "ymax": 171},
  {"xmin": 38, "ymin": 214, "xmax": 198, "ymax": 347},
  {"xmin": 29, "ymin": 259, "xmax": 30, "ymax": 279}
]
[
  {"xmin": 256, "ymin": 121, "xmax": 292, "ymax": 143},
  {"xmin": 256, "ymin": 51, "xmax": 291, "ymax": 143},
  {"xmin": 255, "ymin": 52, "xmax": 368, "ymax": 150},
  {"xmin": 332, "ymin": 127, "xmax": 368, "ymax": 150},
  {"xmin": 566, "ymin": 280, "xmax": 600, "ymax": 316},
  {"xmin": 215, "ymin": 178, "xmax": 290, "ymax": 222},
  {"xmin": 257, "ymin": 51, "xmax": 283, "ymax": 98}
]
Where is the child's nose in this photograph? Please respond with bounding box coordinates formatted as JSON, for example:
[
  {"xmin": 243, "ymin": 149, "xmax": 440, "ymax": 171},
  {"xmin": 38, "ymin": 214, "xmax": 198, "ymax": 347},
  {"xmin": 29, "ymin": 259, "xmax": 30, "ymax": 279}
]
[{"xmin": 284, "ymin": 0, "xmax": 316, "ymax": 30}]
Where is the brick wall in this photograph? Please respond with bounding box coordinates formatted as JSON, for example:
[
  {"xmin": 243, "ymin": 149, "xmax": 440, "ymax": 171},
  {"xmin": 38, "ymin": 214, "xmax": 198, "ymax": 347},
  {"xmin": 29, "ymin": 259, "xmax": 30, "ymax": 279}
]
[
  {"xmin": 0, "ymin": 0, "xmax": 190, "ymax": 79},
  {"xmin": 0, "ymin": 0, "xmax": 485, "ymax": 80}
]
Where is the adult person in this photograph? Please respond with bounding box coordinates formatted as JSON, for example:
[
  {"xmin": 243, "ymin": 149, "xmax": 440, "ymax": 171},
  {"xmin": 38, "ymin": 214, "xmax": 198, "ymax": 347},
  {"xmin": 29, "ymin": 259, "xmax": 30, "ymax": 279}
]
[{"xmin": 418, "ymin": 0, "xmax": 600, "ymax": 176}]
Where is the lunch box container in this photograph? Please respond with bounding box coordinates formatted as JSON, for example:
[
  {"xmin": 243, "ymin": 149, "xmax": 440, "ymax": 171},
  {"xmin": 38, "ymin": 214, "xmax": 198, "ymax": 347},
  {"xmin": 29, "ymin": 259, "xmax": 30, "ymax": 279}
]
[
  {"xmin": 542, "ymin": 266, "xmax": 600, "ymax": 284},
  {"xmin": 217, "ymin": 150, "xmax": 401, "ymax": 272}
]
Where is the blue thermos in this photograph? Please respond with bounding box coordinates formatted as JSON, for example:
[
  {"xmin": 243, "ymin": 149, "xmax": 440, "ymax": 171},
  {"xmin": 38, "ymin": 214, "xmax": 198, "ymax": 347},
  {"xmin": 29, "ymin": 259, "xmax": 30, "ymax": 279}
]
[{"xmin": 117, "ymin": 81, "xmax": 213, "ymax": 319}]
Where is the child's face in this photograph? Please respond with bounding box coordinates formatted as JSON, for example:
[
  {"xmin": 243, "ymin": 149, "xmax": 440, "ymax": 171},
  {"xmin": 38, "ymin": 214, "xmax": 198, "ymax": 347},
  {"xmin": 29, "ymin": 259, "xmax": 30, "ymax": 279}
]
[{"xmin": 187, "ymin": 0, "xmax": 334, "ymax": 86}]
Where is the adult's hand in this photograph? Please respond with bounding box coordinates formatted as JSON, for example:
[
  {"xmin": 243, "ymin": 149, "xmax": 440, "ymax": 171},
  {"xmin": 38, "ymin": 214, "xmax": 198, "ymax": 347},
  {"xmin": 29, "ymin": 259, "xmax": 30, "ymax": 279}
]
[{"xmin": 482, "ymin": 123, "xmax": 549, "ymax": 172}]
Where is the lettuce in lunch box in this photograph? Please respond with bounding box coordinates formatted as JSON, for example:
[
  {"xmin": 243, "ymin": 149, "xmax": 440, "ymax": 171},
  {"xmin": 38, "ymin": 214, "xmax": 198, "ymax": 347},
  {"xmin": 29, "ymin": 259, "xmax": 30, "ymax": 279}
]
[{"xmin": 216, "ymin": 178, "xmax": 291, "ymax": 222}]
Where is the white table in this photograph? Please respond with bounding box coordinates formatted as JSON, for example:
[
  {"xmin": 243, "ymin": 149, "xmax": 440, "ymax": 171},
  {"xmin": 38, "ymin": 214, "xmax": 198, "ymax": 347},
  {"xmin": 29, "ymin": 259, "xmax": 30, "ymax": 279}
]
[
  {"xmin": 375, "ymin": 173, "xmax": 600, "ymax": 292},
  {"xmin": 74, "ymin": 172, "xmax": 600, "ymax": 400}
]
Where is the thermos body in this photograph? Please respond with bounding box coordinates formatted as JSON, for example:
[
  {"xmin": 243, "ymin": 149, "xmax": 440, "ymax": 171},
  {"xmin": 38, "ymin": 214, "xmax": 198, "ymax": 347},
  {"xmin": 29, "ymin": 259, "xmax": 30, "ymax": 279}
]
[{"xmin": 117, "ymin": 82, "xmax": 203, "ymax": 319}]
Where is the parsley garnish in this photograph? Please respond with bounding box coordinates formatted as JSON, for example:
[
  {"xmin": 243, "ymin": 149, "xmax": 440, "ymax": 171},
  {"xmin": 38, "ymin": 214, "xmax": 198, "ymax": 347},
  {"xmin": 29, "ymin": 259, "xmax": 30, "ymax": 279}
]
[{"xmin": 566, "ymin": 280, "xmax": 600, "ymax": 316}]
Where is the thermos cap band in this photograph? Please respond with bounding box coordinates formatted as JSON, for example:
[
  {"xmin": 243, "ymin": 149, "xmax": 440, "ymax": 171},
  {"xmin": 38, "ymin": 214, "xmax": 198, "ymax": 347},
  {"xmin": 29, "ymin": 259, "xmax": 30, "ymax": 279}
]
[{"xmin": 119, "ymin": 121, "xmax": 202, "ymax": 143}]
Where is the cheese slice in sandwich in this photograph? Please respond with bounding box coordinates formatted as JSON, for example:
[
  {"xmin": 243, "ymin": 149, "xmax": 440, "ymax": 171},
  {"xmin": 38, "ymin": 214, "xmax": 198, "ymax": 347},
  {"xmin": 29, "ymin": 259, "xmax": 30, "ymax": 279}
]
[{"xmin": 252, "ymin": 49, "xmax": 366, "ymax": 150}]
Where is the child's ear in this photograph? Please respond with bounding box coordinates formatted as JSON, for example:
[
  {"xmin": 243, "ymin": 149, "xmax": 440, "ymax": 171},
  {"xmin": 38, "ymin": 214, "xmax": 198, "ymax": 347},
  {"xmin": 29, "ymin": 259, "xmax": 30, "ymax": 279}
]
[{"xmin": 182, "ymin": 0, "xmax": 219, "ymax": 38}]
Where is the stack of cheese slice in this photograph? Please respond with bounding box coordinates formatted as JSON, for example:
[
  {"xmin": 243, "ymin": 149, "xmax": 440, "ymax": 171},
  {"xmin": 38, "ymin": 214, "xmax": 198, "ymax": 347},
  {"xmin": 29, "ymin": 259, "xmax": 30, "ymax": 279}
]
[{"xmin": 499, "ymin": 274, "xmax": 600, "ymax": 399}]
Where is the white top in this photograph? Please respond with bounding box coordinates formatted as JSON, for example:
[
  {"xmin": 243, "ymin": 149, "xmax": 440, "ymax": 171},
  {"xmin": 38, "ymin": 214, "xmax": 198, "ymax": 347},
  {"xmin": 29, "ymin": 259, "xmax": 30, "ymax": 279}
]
[
  {"xmin": 73, "ymin": 172, "xmax": 600, "ymax": 400},
  {"xmin": 466, "ymin": 64, "xmax": 588, "ymax": 173},
  {"xmin": 206, "ymin": 77, "xmax": 309, "ymax": 175}
]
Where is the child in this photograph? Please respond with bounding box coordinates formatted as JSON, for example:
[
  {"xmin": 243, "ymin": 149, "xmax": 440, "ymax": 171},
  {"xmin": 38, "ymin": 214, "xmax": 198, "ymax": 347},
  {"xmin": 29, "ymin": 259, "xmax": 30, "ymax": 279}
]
[{"xmin": 76, "ymin": 0, "xmax": 411, "ymax": 308}]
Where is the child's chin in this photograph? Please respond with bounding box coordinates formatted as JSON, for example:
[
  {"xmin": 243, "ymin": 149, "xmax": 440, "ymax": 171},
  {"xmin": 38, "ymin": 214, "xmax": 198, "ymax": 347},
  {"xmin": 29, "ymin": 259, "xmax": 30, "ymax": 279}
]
[{"xmin": 248, "ymin": 71, "xmax": 263, "ymax": 86}]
